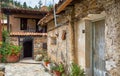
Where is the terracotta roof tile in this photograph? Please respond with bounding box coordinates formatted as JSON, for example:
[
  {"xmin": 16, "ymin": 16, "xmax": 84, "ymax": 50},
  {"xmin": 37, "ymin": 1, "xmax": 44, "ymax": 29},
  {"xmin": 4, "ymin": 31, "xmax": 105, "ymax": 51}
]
[
  {"xmin": 10, "ymin": 32, "xmax": 47, "ymax": 36},
  {"xmin": 1, "ymin": 7, "xmax": 48, "ymax": 15}
]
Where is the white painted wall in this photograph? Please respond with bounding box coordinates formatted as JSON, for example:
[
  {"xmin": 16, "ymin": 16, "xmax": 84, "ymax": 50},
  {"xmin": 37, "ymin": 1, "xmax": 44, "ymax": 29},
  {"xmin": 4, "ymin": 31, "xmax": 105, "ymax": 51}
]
[{"xmin": 76, "ymin": 19, "xmax": 86, "ymax": 68}]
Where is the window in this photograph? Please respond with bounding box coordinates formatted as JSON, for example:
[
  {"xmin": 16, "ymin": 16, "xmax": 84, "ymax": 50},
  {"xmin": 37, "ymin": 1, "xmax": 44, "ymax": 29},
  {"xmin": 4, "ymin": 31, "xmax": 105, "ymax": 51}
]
[
  {"xmin": 20, "ymin": 18, "xmax": 27, "ymax": 30},
  {"xmin": 43, "ymin": 43, "xmax": 47, "ymax": 49}
]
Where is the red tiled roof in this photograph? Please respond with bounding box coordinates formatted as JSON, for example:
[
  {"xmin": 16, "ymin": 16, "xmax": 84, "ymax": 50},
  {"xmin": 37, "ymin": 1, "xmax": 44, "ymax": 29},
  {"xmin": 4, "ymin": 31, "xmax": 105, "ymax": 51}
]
[
  {"xmin": 10, "ymin": 32, "xmax": 47, "ymax": 36},
  {"xmin": 1, "ymin": 7, "xmax": 48, "ymax": 15}
]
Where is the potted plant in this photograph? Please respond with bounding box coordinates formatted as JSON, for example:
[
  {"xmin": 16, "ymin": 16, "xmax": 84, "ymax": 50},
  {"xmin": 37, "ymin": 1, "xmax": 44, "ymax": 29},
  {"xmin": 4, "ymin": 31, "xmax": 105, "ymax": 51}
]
[
  {"xmin": 0, "ymin": 41, "xmax": 3, "ymax": 62},
  {"xmin": 0, "ymin": 54, "xmax": 2, "ymax": 62},
  {"xmin": 70, "ymin": 63, "xmax": 85, "ymax": 76},
  {"xmin": 6, "ymin": 44, "xmax": 22, "ymax": 63},
  {"xmin": 52, "ymin": 63, "xmax": 64, "ymax": 76},
  {"xmin": 52, "ymin": 66, "xmax": 61, "ymax": 76},
  {"xmin": 0, "ymin": 42, "xmax": 9, "ymax": 62},
  {"xmin": 44, "ymin": 57, "xmax": 50, "ymax": 66}
]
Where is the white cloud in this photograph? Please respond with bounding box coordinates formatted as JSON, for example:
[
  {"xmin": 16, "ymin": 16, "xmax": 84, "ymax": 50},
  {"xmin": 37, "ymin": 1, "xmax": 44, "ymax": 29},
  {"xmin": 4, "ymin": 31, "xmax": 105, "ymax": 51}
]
[{"xmin": 15, "ymin": 0, "xmax": 59, "ymax": 7}]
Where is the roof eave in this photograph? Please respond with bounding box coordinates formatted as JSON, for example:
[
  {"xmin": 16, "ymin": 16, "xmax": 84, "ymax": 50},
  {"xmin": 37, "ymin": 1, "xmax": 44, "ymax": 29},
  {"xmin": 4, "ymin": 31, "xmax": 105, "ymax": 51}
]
[{"xmin": 38, "ymin": 0, "xmax": 73, "ymax": 26}]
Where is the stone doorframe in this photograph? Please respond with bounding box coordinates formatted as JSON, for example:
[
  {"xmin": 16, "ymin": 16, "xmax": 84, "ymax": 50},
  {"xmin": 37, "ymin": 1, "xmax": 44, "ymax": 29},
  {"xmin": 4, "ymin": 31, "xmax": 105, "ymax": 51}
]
[{"xmin": 84, "ymin": 12, "xmax": 106, "ymax": 76}]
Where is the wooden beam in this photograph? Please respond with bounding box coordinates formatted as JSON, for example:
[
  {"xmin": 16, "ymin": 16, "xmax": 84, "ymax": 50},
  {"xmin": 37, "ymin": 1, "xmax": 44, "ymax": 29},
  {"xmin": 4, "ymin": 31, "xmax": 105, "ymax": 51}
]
[{"xmin": 56, "ymin": 0, "xmax": 72, "ymax": 14}]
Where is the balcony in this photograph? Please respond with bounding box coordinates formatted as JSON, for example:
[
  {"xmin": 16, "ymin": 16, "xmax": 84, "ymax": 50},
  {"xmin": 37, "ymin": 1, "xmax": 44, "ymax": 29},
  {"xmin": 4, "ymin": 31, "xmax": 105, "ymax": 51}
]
[
  {"xmin": 10, "ymin": 26, "xmax": 47, "ymax": 36},
  {"xmin": 23, "ymin": 26, "xmax": 47, "ymax": 33}
]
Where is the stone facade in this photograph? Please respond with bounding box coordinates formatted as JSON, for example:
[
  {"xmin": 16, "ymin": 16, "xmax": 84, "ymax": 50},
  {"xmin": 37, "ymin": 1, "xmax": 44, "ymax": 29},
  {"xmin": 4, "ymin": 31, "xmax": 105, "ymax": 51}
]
[
  {"xmin": 40, "ymin": 0, "xmax": 120, "ymax": 76},
  {"xmin": 75, "ymin": 19, "xmax": 86, "ymax": 68},
  {"xmin": 9, "ymin": 14, "xmax": 38, "ymax": 32},
  {"xmin": 10, "ymin": 37, "xmax": 19, "ymax": 45},
  {"xmin": 33, "ymin": 37, "xmax": 47, "ymax": 58},
  {"xmin": 74, "ymin": 0, "xmax": 120, "ymax": 76},
  {"xmin": 9, "ymin": 36, "xmax": 47, "ymax": 59},
  {"xmin": 103, "ymin": 1, "xmax": 120, "ymax": 76},
  {"xmin": 47, "ymin": 15, "xmax": 73, "ymax": 66}
]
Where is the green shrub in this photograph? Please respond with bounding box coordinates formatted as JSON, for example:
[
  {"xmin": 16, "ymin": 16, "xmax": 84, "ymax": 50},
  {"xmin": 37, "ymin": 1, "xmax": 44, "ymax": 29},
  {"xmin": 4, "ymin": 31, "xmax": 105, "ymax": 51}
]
[{"xmin": 70, "ymin": 63, "xmax": 85, "ymax": 76}]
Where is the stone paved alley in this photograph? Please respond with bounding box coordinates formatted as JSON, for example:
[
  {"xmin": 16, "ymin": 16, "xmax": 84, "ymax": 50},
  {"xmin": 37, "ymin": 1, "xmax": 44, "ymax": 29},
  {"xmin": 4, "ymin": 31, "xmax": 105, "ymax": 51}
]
[{"xmin": 0, "ymin": 59, "xmax": 51, "ymax": 76}]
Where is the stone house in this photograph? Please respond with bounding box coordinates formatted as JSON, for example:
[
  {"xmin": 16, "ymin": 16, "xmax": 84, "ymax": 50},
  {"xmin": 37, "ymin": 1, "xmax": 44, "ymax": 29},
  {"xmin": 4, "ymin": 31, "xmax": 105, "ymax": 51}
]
[
  {"xmin": 39, "ymin": 0, "xmax": 120, "ymax": 76},
  {"xmin": 1, "ymin": 7, "xmax": 48, "ymax": 59}
]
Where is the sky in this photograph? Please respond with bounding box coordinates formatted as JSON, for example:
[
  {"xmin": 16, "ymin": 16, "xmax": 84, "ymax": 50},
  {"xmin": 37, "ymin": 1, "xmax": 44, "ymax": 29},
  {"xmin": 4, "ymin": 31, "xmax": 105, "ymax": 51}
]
[{"xmin": 15, "ymin": 0, "xmax": 59, "ymax": 7}]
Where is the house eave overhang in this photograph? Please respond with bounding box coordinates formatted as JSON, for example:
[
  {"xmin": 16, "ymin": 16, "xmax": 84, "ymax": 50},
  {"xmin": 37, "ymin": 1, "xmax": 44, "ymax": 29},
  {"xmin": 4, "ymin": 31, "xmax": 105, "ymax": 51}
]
[
  {"xmin": 56, "ymin": 0, "xmax": 72, "ymax": 14},
  {"xmin": 1, "ymin": 7, "xmax": 48, "ymax": 16},
  {"xmin": 38, "ymin": 0, "xmax": 73, "ymax": 26}
]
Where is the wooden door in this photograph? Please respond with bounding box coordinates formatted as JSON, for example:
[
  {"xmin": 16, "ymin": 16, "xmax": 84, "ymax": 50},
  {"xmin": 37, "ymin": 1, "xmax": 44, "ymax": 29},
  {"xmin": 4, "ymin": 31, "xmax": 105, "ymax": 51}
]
[{"xmin": 92, "ymin": 20, "xmax": 106, "ymax": 76}]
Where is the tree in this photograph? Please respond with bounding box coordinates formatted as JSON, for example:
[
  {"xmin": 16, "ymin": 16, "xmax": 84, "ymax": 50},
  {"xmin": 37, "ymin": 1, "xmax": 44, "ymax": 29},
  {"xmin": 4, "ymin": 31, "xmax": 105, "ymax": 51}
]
[
  {"xmin": 9, "ymin": 0, "xmax": 13, "ymax": 4},
  {"xmin": 34, "ymin": 5, "xmax": 38, "ymax": 9},
  {"xmin": 38, "ymin": 0, "xmax": 42, "ymax": 9},
  {"xmin": 2, "ymin": 0, "xmax": 9, "ymax": 3},
  {"xmin": 48, "ymin": 4, "xmax": 53, "ymax": 11},
  {"xmin": 14, "ymin": 1, "xmax": 17, "ymax": 6},
  {"xmin": 23, "ymin": 2, "xmax": 27, "ymax": 8},
  {"xmin": 28, "ymin": 6, "xmax": 33, "ymax": 9}
]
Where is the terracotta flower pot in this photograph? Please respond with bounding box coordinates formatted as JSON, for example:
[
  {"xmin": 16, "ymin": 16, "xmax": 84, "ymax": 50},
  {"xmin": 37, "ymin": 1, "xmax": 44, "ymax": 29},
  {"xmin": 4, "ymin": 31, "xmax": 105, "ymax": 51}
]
[
  {"xmin": 0, "ymin": 54, "xmax": 2, "ymax": 59},
  {"xmin": 53, "ymin": 70, "xmax": 61, "ymax": 76},
  {"xmin": 0, "ymin": 54, "xmax": 2, "ymax": 62},
  {"xmin": 7, "ymin": 55, "xmax": 19, "ymax": 63},
  {"xmin": 44, "ymin": 61, "xmax": 50, "ymax": 66}
]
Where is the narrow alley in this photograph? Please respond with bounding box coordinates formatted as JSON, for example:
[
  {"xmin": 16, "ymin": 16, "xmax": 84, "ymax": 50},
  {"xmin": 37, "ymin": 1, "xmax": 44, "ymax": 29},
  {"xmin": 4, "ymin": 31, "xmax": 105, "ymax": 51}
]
[
  {"xmin": 0, "ymin": 59, "xmax": 51, "ymax": 76},
  {"xmin": 1, "ymin": 0, "xmax": 120, "ymax": 76}
]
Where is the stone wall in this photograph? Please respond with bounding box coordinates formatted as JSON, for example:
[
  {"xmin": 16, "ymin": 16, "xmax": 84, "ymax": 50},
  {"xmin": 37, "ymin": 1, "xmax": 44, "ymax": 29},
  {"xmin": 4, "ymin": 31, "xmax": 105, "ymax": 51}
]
[
  {"xmin": 33, "ymin": 37, "xmax": 47, "ymax": 58},
  {"xmin": 9, "ymin": 36, "xmax": 47, "ymax": 59},
  {"xmin": 75, "ymin": 19, "xmax": 86, "ymax": 68},
  {"xmin": 103, "ymin": 1, "xmax": 120, "ymax": 76},
  {"xmin": 47, "ymin": 12, "xmax": 74, "ymax": 65},
  {"xmin": 9, "ymin": 15, "xmax": 37, "ymax": 32},
  {"xmin": 74, "ymin": 0, "xmax": 120, "ymax": 76},
  {"xmin": 74, "ymin": 0, "xmax": 103, "ymax": 19},
  {"xmin": 10, "ymin": 37, "xmax": 19, "ymax": 45},
  {"xmin": 46, "ymin": 0, "xmax": 120, "ymax": 76},
  {"xmin": 47, "ymin": 24, "xmax": 73, "ymax": 65}
]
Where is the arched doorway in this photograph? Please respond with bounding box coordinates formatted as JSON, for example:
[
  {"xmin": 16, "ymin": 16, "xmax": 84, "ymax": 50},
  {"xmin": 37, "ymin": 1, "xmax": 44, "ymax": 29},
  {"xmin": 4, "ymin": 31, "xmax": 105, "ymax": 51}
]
[{"xmin": 23, "ymin": 37, "xmax": 33, "ymax": 58}]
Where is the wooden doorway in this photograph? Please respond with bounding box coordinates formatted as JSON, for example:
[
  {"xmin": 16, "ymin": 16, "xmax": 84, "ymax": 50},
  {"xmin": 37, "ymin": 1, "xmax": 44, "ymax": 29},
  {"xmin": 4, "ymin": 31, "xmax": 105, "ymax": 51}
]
[
  {"xmin": 23, "ymin": 38, "xmax": 33, "ymax": 58},
  {"xmin": 92, "ymin": 20, "xmax": 106, "ymax": 76}
]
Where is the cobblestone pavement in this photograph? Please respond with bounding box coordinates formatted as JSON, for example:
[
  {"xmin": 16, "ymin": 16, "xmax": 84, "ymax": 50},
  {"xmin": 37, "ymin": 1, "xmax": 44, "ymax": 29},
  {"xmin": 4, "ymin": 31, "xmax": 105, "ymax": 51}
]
[{"xmin": 0, "ymin": 59, "xmax": 51, "ymax": 76}]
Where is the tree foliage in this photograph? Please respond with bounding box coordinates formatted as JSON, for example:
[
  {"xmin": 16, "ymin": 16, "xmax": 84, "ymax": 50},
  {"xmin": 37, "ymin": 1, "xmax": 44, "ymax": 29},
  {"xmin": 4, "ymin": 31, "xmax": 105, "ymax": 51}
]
[
  {"xmin": 34, "ymin": 5, "xmax": 39, "ymax": 9},
  {"xmin": 47, "ymin": 4, "xmax": 53, "ymax": 11},
  {"xmin": 0, "ymin": 0, "xmax": 32, "ymax": 9},
  {"xmin": 23, "ymin": 2, "xmax": 27, "ymax": 8},
  {"xmin": 38, "ymin": 0, "xmax": 42, "ymax": 8}
]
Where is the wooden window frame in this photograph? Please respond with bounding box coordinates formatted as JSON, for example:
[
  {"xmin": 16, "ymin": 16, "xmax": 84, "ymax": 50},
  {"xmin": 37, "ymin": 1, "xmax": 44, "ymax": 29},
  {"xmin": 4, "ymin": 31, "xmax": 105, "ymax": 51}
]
[{"xmin": 20, "ymin": 18, "xmax": 27, "ymax": 30}]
